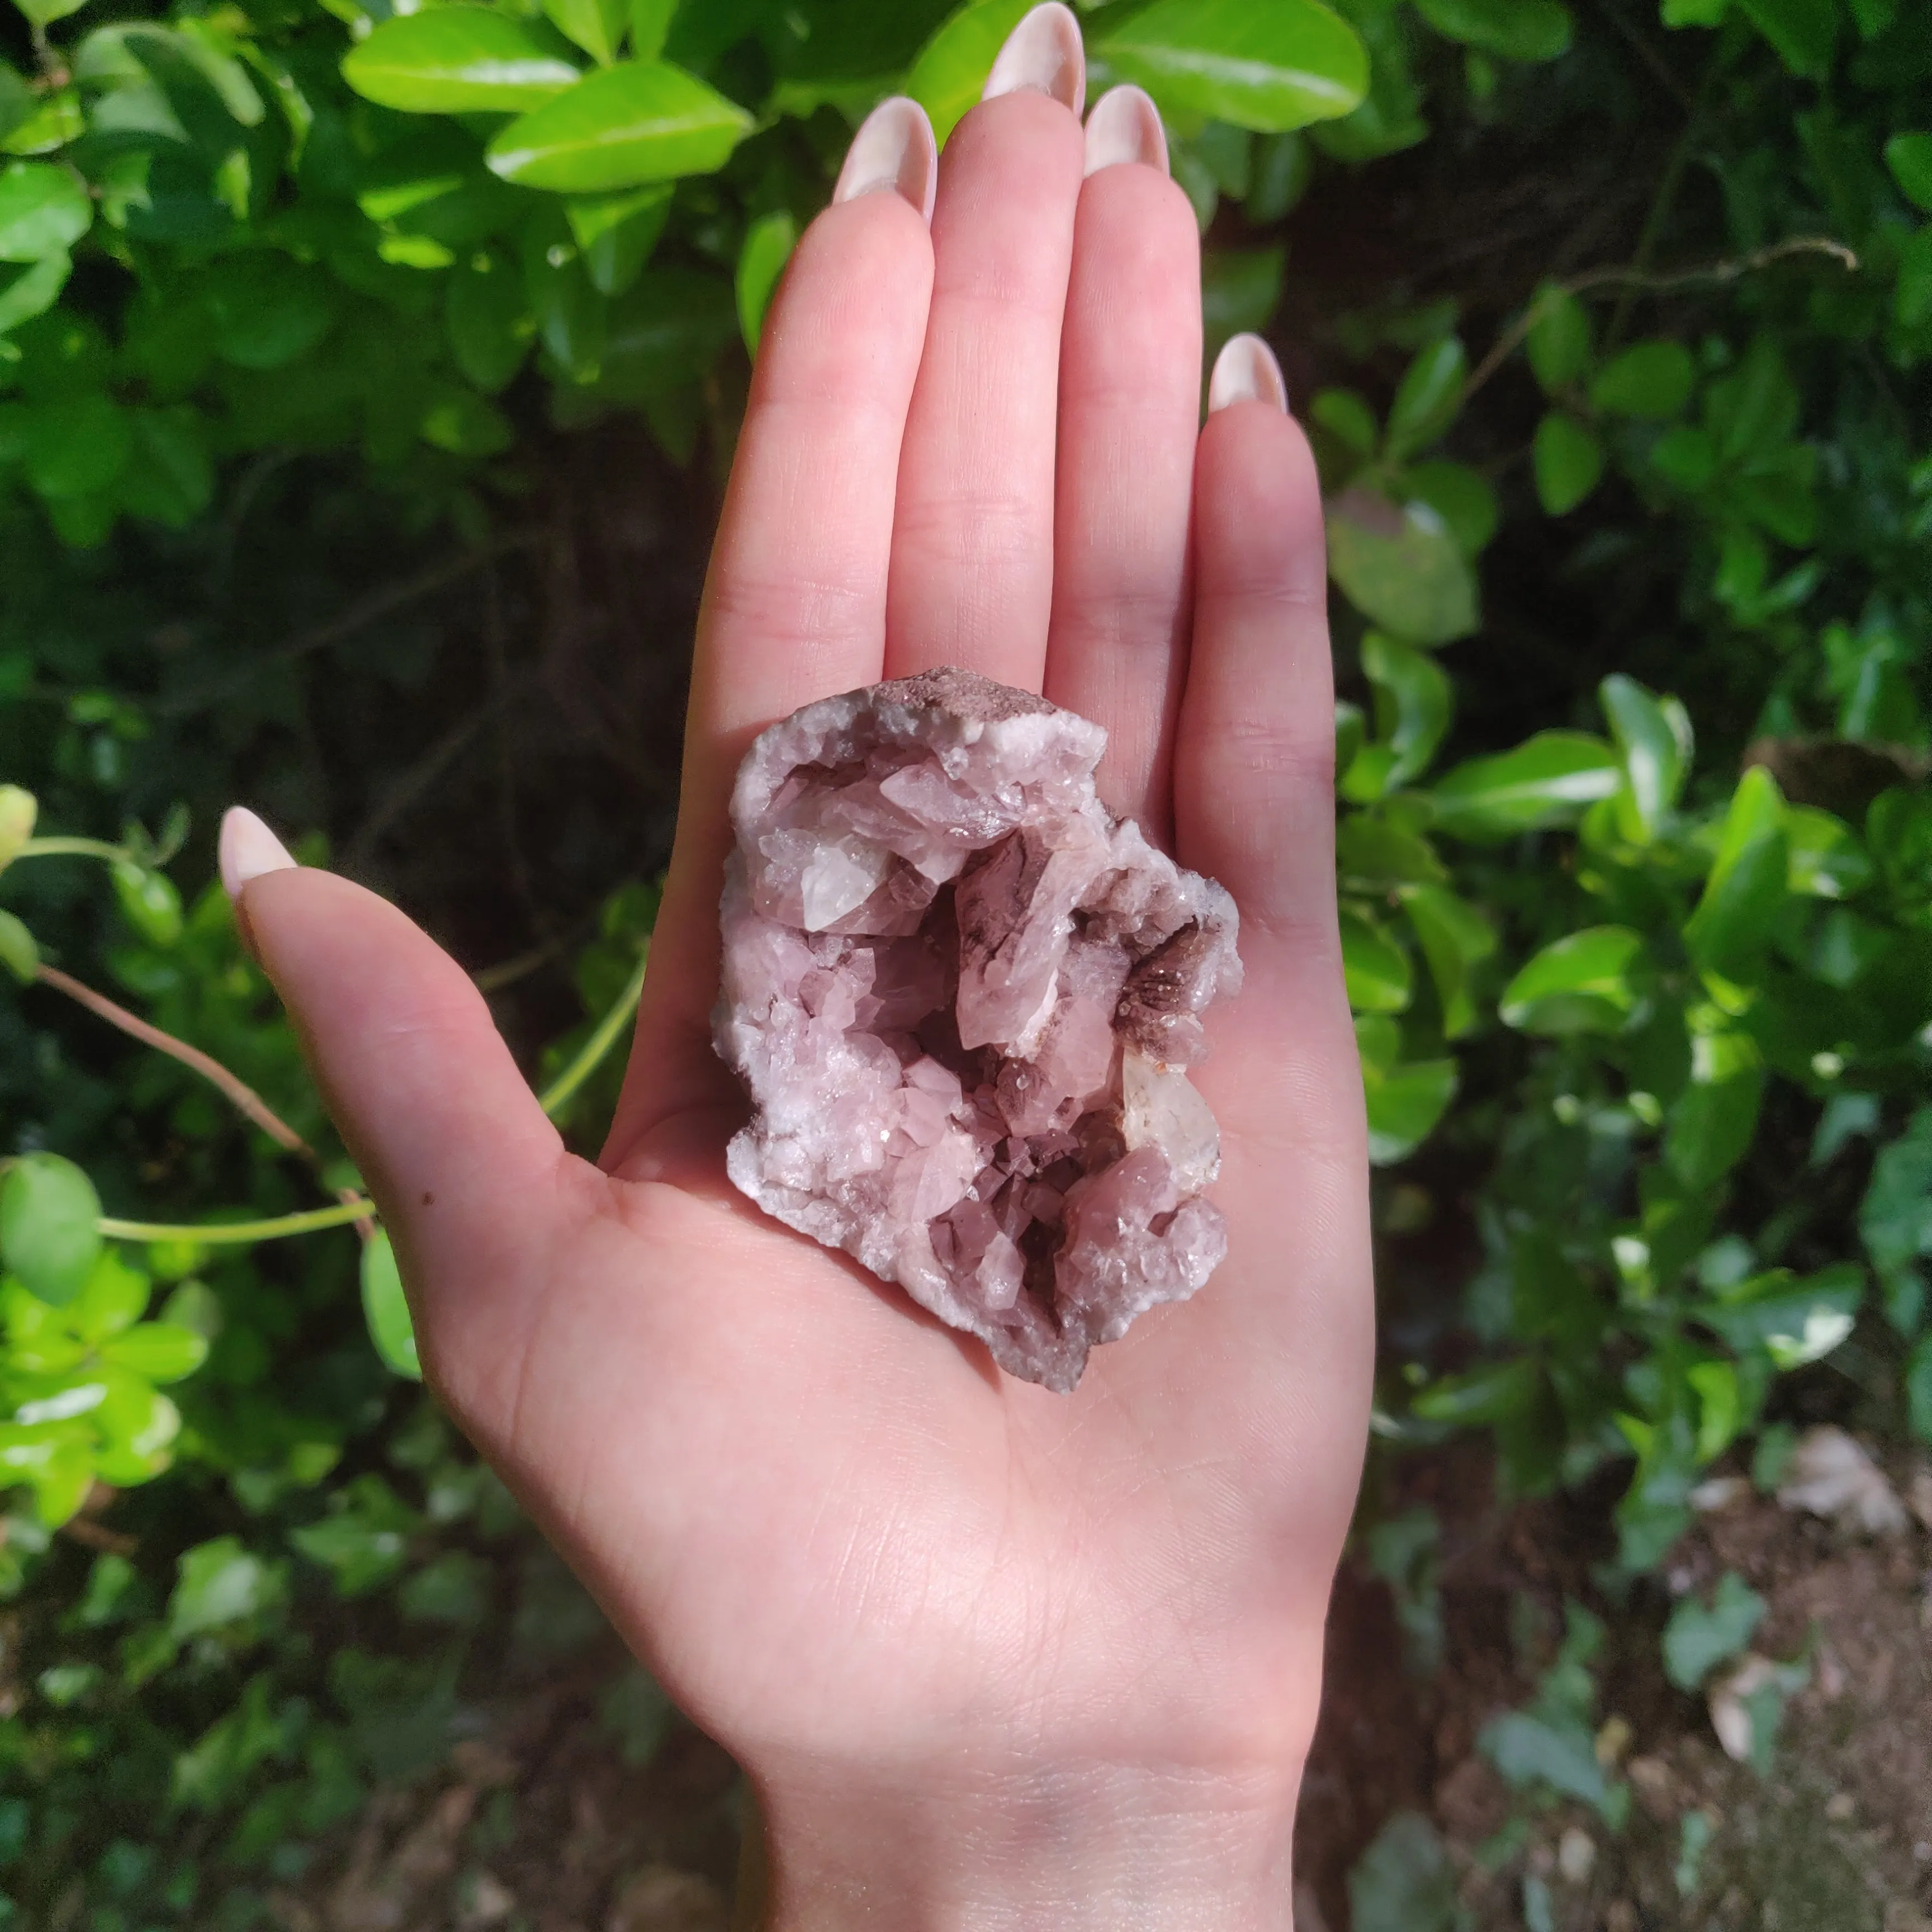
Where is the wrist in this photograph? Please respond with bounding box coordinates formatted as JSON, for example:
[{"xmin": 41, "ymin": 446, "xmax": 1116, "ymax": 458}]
[{"xmin": 748, "ymin": 1755, "xmax": 1304, "ymax": 1932}]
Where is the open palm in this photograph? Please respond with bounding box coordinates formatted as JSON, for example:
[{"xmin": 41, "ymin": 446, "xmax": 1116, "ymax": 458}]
[{"xmin": 235, "ymin": 6, "xmax": 1372, "ymax": 1912}]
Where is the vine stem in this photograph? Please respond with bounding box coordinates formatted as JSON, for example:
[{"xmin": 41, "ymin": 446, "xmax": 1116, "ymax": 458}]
[
  {"xmin": 34, "ymin": 963, "xmax": 375, "ymax": 1242},
  {"xmin": 98, "ymin": 1198, "xmax": 376, "ymax": 1243},
  {"xmin": 1460, "ymin": 235, "xmax": 1860, "ymax": 410},
  {"xmin": 538, "ymin": 945, "xmax": 648, "ymax": 1119},
  {"xmin": 16, "ymin": 836, "xmax": 127, "ymax": 864}
]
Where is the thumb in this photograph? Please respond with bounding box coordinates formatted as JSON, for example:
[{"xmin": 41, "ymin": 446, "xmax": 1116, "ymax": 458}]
[{"xmin": 221, "ymin": 809, "xmax": 567, "ymax": 1398}]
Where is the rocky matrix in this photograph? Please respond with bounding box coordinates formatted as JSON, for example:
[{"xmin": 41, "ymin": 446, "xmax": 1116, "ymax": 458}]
[{"xmin": 714, "ymin": 667, "xmax": 1243, "ymax": 1392}]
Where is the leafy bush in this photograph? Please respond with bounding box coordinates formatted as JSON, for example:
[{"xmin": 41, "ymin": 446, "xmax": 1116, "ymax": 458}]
[{"xmin": 1, "ymin": 0, "xmax": 1929, "ymax": 1918}]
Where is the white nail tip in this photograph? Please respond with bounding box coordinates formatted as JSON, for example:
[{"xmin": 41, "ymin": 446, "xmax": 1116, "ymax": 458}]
[
  {"xmin": 1083, "ymin": 85, "xmax": 1167, "ymax": 178},
  {"xmin": 219, "ymin": 806, "xmax": 296, "ymax": 900},
  {"xmin": 983, "ymin": 2, "xmax": 1086, "ymax": 116},
  {"xmin": 834, "ymin": 95, "xmax": 939, "ymax": 224},
  {"xmin": 1208, "ymin": 333, "xmax": 1289, "ymax": 415}
]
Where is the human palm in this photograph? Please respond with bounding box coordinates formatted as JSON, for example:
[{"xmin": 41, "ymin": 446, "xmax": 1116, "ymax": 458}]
[{"xmin": 234, "ymin": 6, "xmax": 1372, "ymax": 1917}]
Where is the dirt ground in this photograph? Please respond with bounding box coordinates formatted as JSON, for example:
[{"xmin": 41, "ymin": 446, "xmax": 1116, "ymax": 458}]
[{"xmin": 268, "ymin": 1441, "xmax": 1932, "ymax": 1932}]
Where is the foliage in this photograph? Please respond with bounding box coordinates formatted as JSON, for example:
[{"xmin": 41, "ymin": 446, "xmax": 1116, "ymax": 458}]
[{"xmin": 0, "ymin": 0, "xmax": 1927, "ymax": 1917}]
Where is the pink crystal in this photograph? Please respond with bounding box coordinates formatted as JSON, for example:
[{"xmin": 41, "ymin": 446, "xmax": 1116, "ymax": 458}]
[{"xmin": 714, "ymin": 667, "xmax": 1242, "ymax": 1391}]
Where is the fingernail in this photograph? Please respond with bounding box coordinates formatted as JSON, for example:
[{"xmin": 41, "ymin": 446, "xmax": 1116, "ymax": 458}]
[
  {"xmin": 1083, "ymin": 84, "xmax": 1167, "ymax": 178},
  {"xmin": 1208, "ymin": 333, "xmax": 1289, "ymax": 415},
  {"xmin": 834, "ymin": 96, "xmax": 939, "ymax": 224},
  {"xmin": 219, "ymin": 806, "xmax": 296, "ymax": 900},
  {"xmin": 983, "ymin": 2, "xmax": 1085, "ymax": 116}
]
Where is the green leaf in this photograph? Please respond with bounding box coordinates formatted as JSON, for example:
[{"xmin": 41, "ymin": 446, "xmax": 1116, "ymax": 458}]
[
  {"xmin": 1413, "ymin": 0, "xmax": 1574, "ymax": 60},
  {"xmin": 98, "ymin": 1320, "xmax": 208, "ymax": 1383},
  {"xmin": 1599, "ymin": 673, "xmax": 1691, "ymax": 841},
  {"xmin": 1429, "ymin": 731, "xmax": 1620, "ymax": 840},
  {"xmin": 907, "ymin": 0, "xmax": 1035, "ymax": 146},
  {"xmin": 1311, "ymin": 386, "xmax": 1378, "ymax": 458},
  {"xmin": 203, "ymin": 256, "xmax": 334, "ymax": 371},
  {"xmin": 1341, "ymin": 908, "xmax": 1412, "ymax": 1012},
  {"xmin": 1700, "ymin": 1263, "xmax": 1862, "ymax": 1367},
  {"xmin": 446, "ymin": 251, "xmax": 534, "ymax": 393},
  {"xmin": 1364, "ymin": 1054, "xmax": 1457, "ymax": 1164},
  {"xmin": 1907, "ymin": 1332, "xmax": 1932, "ymax": 1445},
  {"xmin": 1783, "ymin": 806, "xmax": 1871, "ymax": 899},
  {"xmin": 119, "ymin": 406, "xmax": 214, "ymax": 529},
  {"xmin": 1663, "ymin": 1573, "xmax": 1765, "ymax": 1692},
  {"xmin": 1201, "ymin": 246, "xmax": 1286, "ymax": 348},
  {"xmin": 544, "ymin": 0, "xmax": 629, "ymax": 66},
  {"xmin": 1684, "ymin": 766, "xmax": 1787, "ymax": 976},
  {"xmin": 1859, "ymin": 1106, "xmax": 1932, "ymax": 1300},
  {"xmin": 1665, "ymin": 1029, "xmax": 1764, "ymax": 1190},
  {"xmin": 0, "ymin": 908, "xmax": 36, "ymax": 983},
  {"xmin": 567, "ymin": 183, "xmax": 671, "ymax": 295},
  {"xmin": 1401, "ymin": 883, "xmax": 1496, "ymax": 1039},
  {"xmin": 0, "ymin": 251, "xmax": 72, "ymax": 337},
  {"xmin": 169, "ymin": 1535, "xmax": 286, "ymax": 1640},
  {"xmin": 1385, "ymin": 335, "xmax": 1466, "ymax": 460},
  {"xmin": 291, "ymin": 1474, "xmax": 416, "ymax": 1595},
  {"xmin": 1734, "ymin": 0, "xmax": 1838, "ymax": 75},
  {"xmin": 1326, "ymin": 487, "xmax": 1479, "ymax": 645},
  {"xmin": 736, "ymin": 209, "xmax": 797, "ymax": 357},
  {"xmin": 1500, "ymin": 926, "xmax": 1645, "ymax": 1035},
  {"xmin": 1532, "ymin": 410, "xmax": 1604, "ymax": 514},
  {"xmin": 1098, "ymin": 0, "xmax": 1369, "ymax": 132},
  {"xmin": 629, "ymin": 0, "xmax": 677, "ymax": 61},
  {"xmin": 1526, "ymin": 280, "xmax": 1590, "ymax": 392},
  {"xmin": 1413, "ymin": 1356, "xmax": 1536, "ymax": 1425},
  {"xmin": 1886, "ymin": 133, "xmax": 1932, "ymax": 214},
  {"xmin": 11, "ymin": 0, "xmax": 89, "ymax": 27},
  {"xmin": 486, "ymin": 60, "xmax": 752, "ymax": 193},
  {"xmin": 1337, "ymin": 815, "xmax": 1445, "ymax": 887},
  {"xmin": 1480, "ymin": 1709, "xmax": 1607, "ymax": 1807},
  {"xmin": 0, "ymin": 65, "xmax": 28, "ymax": 151},
  {"xmin": 1589, "ymin": 339, "xmax": 1694, "ymax": 420},
  {"xmin": 1403, "ymin": 460, "xmax": 1498, "ymax": 557},
  {"xmin": 360, "ymin": 1230, "xmax": 421, "ymax": 1380},
  {"xmin": 1349, "ymin": 1812, "xmax": 1461, "ymax": 1932},
  {"xmin": 110, "ymin": 861, "xmax": 183, "ymax": 948},
  {"xmin": 1346, "ymin": 631, "xmax": 1452, "ymax": 798},
  {"xmin": 1, "ymin": 1154, "xmax": 102, "ymax": 1308},
  {"xmin": 0, "ymin": 163, "xmax": 91, "ymax": 264},
  {"xmin": 342, "ymin": 9, "xmax": 583, "ymax": 113},
  {"xmin": 22, "ymin": 393, "xmax": 129, "ymax": 499}
]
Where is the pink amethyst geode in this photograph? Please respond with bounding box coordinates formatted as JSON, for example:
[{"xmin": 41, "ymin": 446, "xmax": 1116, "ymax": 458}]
[{"xmin": 714, "ymin": 667, "xmax": 1242, "ymax": 1392}]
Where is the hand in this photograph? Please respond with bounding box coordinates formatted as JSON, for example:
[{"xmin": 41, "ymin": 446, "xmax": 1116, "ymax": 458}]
[{"xmin": 225, "ymin": 6, "xmax": 1372, "ymax": 1924}]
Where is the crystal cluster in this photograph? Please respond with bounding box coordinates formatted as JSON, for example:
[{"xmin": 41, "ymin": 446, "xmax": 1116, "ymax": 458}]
[{"xmin": 714, "ymin": 668, "xmax": 1241, "ymax": 1391}]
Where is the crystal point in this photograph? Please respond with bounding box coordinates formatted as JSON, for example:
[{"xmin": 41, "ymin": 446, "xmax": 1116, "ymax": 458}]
[{"xmin": 716, "ymin": 667, "xmax": 1241, "ymax": 1391}]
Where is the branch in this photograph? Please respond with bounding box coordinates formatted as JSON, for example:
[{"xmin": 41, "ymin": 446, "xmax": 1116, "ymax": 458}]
[
  {"xmin": 37, "ymin": 964, "xmax": 316, "ymax": 1161},
  {"xmin": 1462, "ymin": 235, "xmax": 1860, "ymax": 406},
  {"xmin": 34, "ymin": 964, "xmax": 375, "ymax": 1241}
]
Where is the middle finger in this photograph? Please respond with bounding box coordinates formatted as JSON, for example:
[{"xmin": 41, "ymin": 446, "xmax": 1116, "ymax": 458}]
[{"xmin": 883, "ymin": 4, "xmax": 1087, "ymax": 689}]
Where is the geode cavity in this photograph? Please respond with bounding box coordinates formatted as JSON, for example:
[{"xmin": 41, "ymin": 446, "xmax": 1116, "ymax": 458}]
[{"xmin": 714, "ymin": 667, "xmax": 1241, "ymax": 1391}]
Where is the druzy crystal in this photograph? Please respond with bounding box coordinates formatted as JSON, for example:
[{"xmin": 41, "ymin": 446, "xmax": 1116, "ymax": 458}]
[{"xmin": 714, "ymin": 668, "xmax": 1242, "ymax": 1391}]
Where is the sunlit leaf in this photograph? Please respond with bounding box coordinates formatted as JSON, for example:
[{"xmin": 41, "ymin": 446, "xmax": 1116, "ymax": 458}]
[
  {"xmin": 343, "ymin": 8, "xmax": 583, "ymax": 113},
  {"xmin": 486, "ymin": 61, "xmax": 752, "ymax": 193}
]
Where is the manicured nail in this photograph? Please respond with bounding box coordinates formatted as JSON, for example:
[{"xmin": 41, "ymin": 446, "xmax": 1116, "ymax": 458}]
[
  {"xmin": 219, "ymin": 806, "xmax": 296, "ymax": 901},
  {"xmin": 1083, "ymin": 84, "xmax": 1167, "ymax": 177},
  {"xmin": 983, "ymin": 2, "xmax": 1085, "ymax": 116},
  {"xmin": 1208, "ymin": 333, "xmax": 1289, "ymax": 415},
  {"xmin": 834, "ymin": 96, "xmax": 939, "ymax": 224}
]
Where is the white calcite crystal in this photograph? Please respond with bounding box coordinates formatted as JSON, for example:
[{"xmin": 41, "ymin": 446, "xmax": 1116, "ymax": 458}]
[{"xmin": 714, "ymin": 667, "xmax": 1242, "ymax": 1391}]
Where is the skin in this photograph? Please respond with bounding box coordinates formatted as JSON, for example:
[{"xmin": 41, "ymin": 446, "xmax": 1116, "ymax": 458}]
[{"xmin": 235, "ymin": 27, "xmax": 1374, "ymax": 1930}]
